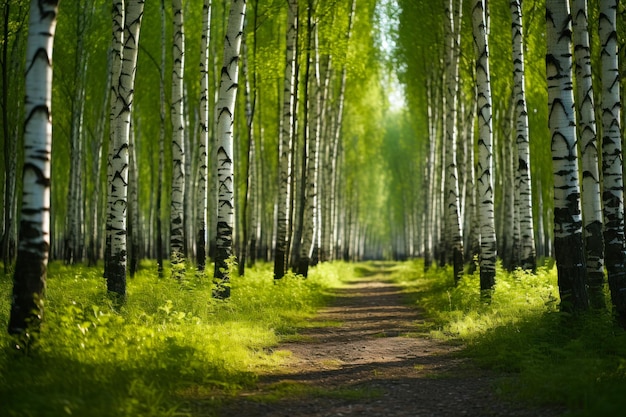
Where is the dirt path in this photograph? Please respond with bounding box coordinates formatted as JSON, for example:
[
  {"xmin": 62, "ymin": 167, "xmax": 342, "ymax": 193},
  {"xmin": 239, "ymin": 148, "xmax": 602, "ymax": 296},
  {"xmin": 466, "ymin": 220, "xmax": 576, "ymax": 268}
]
[{"xmin": 217, "ymin": 268, "xmax": 565, "ymax": 417}]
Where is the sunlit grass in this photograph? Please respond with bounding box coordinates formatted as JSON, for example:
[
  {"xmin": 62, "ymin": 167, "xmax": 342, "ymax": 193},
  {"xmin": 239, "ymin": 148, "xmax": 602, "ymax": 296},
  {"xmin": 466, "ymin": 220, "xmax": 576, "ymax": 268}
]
[
  {"xmin": 393, "ymin": 259, "xmax": 626, "ymax": 416},
  {"xmin": 0, "ymin": 260, "xmax": 348, "ymax": 417}
]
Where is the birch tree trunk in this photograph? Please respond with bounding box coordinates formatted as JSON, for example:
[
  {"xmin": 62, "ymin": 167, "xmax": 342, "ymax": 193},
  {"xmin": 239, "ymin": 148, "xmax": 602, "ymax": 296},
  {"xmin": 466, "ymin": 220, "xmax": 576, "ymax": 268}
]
[
  {"xmin": 572, "ymin": 0, "xmax": 604, "ymax": 308},
  {"xmin": 510, "ymin": 0, "xmax": 536, "ymax": 271},
  {"xmin": 274, "ymin": 0, "xmax": 298, "ymax": 280},
  {"xmin": 156, "ymin": 0, "xmax": 166, "ymax": 276},
  {"xmin": 241, "ymin": 23, "xmax": 257, "ymax": 274},
  {"xmin": 599, "ymin": 0, "xmax": 626, "ymax": 324},
  {"xmin": 170, "ymin": 0, "xmax": 186, "ymax": 274},
  {"xmin": 546, "ymin": 0, "xmax": 589, "ymax": 312},
  {"xmin": 197, "ymin": 0, "xmax": 212, "ymax": 272},
  {"xmin": 8, "ymin": 0, "xmax": 58, "ymax": 337},
  {"xmin": 471, "ymin": 0, "xmax": 496, "ymax": 293},
  {"xmin": 297, "ymin": 5, "xmax": 320, "ymax": 278},
  {"xmin": 105, "ymin": 0, "xmax": 144, "ymax": 297},
  {"xmin": 104, "ymin": 0, "xmax": 124, "ymax": 282},
  {"xmin": 444, "ymin": 0, "xmax": 464, "ymax": 282},
  {"xmin": 213, "ymin": 0, "xmax": 246, "ymax": 298}
]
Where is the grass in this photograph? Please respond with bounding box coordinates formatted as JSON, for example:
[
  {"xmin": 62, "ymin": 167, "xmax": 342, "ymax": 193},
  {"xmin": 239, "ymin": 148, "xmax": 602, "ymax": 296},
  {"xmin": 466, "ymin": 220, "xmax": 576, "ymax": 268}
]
[
  {"xmin": 392, "ymin": 259, "xmax": 626, "ymax": 417},
  {"xmin": 239, "ymin": 379, "xmax": 383, "ymax": 403},
  {"xmin": 0, "ymin": 260, "xmax": 351, "ymax": 417}
]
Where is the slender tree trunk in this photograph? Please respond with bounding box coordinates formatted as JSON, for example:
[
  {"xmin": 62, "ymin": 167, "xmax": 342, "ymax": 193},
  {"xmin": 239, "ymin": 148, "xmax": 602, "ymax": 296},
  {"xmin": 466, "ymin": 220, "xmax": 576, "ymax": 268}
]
[
  {"xmin": 444, "ymin": 0, "xmax": 464, "ymax": 282},
  {"xmin": 572, "ymin": 0, "xmax": 604, "ymax": 308},
  {"xmin": 105, "ymin": 0, "xmax": 125, "ymax": 290},
  {"xmin": 156, "ymin": 0, "xmax": 166, "ymax": 276},
  {"xmin": 423, "ymin": 81, "xmax": 435, "ymax": 271},
  {"xmin": 472, "ymin": 0, "xmax": 496, "ymax": 293},
  {"xmin": 599, "ymin": 0, "xmax": 626, "ymax": 324},
  {"xmin": 213, "ymin": 0, "xmax": 246, "ymax": 298},
  {"xmin": 274, "ymin": 0, "xmax": 298, "ymax": 280},
  {"xmin": 8, "ymin": 0, "xmax": 59, "ymax": 337},
  {"xmin": 105, "ymin": 0, "xmax": 144, "ymax": 297},
  {"xmin": 197, "ymin": 0, "xmax": 212, "ymax": 272},
  {"xmin": 241, "ymin": 5, "xmax": 259, "ymax": 273},
  {"xmin": 546, "ymin": 0, "xmax": 589, "ymax": 312},
  {"xmin": 510, "ymin": 0, "xmax": 536, "ymax": 271},
  {"xmin": 297, "ymin": 3, "xmax": 320, "ymax": 277},
  {"xmin": 170, "ymin": 0, "xmax": 186, "ymax": 275}
]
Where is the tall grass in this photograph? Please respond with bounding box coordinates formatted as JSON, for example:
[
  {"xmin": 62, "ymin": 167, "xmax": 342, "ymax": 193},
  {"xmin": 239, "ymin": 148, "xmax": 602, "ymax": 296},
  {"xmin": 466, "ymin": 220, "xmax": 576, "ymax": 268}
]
[
  {"xmin": 393, "ymin": 259, "xmax": 626, "ymax": 417},
  {"xmin": 0, "ymin": 260, "xmax": 349, "ymax": 417}
]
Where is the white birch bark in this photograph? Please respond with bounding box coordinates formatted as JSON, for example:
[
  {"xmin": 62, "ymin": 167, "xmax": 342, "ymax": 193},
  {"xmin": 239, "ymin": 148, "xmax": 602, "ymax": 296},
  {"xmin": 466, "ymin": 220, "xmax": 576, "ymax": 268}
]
[
  {"xmin": 104, "ymin": 0, "xmax": 124, "ymax": 282},
  {"xmin": 599, "ymin": 0, "xmax": 626, "ymax": 323},
  {"xmin": 274, "ymin": 0, "xmax": 298, "ymax": 280},
  {"xmin": 213, "ymin": 0, "xmax": 246, "ymax": 298},
  {"xmin": 571, "ymin": 0, "xmax": 604, "ymax": 307},
  {"xmin": 546, "ymin": 0, "xmax": 589, "ymax": 311},
  {"xmin": 107, "ymin": 0, "xmax": 144, "ymax": 296},
  {"xmin": 510, "ymin": 0, "xmax": 536, "ymax": 271},
  {"xmin": 444, "ymin": 0, "xmax": 464, "ymax": 282},
  {"xmin": 197, "ymin": 0, "xmax": 212, "ymax": 272},
  {"xmin": 156, "ymin": 0, "xmax": 166, "ymax": 275},
  {"xmin": 298, "ymin": 11, "xmax": 321, "ymax": 277},
  {"xmin": 472, "ymin": 0, "xmax": 496, "ymax": 293},
  {"xmin": 170, "ymin": 0, "xmax": 186, "ymax": 271},
  {"xmin": 423, "ymin": 80, "xmax": 436, "ymax": 270},
  {"xmin": 8, "ymin": 0, "xmax": 58, "ymax": 336}
]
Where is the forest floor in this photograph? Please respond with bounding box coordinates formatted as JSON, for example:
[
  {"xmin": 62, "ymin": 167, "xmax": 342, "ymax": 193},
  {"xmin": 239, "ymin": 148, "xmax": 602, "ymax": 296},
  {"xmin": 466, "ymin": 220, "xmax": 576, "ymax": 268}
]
[{"xmin": 211, "ymin": 265, "xmax": 567, "ymax": 417}]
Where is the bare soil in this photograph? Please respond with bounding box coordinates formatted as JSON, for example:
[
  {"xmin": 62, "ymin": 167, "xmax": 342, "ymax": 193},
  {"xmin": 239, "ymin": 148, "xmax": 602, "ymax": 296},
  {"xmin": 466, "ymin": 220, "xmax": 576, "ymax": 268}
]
[{"xmin": 214, "ymin": 267, "xmax": 566, "ymax": 417}]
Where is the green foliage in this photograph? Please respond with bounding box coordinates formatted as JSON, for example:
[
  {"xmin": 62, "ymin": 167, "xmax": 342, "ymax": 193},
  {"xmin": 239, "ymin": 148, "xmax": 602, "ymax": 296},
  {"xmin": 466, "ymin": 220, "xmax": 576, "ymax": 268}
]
[
  {"xmin": 394, "ymin": 260, "xmax": 626, "ymax": 416},
  {"xmin": 0, "ymin": 261, "xmax": 347, "ymax": 417}
]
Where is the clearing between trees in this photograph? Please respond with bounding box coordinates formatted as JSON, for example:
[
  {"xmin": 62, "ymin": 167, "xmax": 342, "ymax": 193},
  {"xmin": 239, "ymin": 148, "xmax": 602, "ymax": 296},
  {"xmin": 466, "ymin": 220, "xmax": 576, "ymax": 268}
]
[{"xmin": 212, "ymin": 265, "xmax": 564, "ymax": 417}]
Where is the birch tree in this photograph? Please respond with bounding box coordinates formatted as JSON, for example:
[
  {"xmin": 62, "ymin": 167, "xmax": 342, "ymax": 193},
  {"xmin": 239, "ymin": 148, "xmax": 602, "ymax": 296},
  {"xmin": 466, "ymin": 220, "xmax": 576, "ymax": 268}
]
[
  {"xmin": 572, "ymin": 0, "xmax": 604, "ymax": 307},
  {"xmin": 8, "ymin": 0, "xmax": 59, "ymax": 337},
  {"xmin": 510, "ymin": 0, "xmax": 535, "ymax": 271},
  {"xmin": 105, "ymin": 0, "xmax": 145, "ymax": 297},
  {"xmin": 274, "ymin": 0, "xmax": 298, "ymax": 280},
  {"xmin": 598, "ymin": 0, "xmax": 626, "ymax": 324},
  {"xmin": 297, "ymin": 2, "xmax": 320, "ymax": 277},
  {"xmin": 444, "ymin": 0, "xmax": 464, "ymax": 282},
  {"xmin": 170, "ymin": 0, "xmax": 186, "ymax": 273},
  {"xmin": 213, "ymin": 0, "xmax": 246, "ymax": 298},
  {"xmin": 472, "ymin": 0, "xmax": 496, "ymax": 293},
  {"xmin": 156, "ymin": 0, "xmax": 166, "ymax": 275},
  {"xmin": 546, "ymin": 0, "xmax": 588, "ymax": 312},
  {"xmin": 197, "ymin": 0, "xmax": 212, "ymax": 272}
]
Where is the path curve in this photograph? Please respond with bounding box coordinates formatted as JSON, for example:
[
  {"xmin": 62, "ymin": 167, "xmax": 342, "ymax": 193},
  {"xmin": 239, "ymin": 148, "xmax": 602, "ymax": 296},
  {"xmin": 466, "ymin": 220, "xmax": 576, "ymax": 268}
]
[{"xmin": 218, "ymin": 267, "xmax": 564, "ymax": 417}]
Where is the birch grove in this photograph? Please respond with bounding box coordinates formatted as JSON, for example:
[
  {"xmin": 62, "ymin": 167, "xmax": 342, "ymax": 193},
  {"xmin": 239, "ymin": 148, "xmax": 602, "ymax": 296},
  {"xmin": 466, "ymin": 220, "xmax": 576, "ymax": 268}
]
[{"xmin": 3, "ymin": 0, "xmax": 626, "ymax": 323}]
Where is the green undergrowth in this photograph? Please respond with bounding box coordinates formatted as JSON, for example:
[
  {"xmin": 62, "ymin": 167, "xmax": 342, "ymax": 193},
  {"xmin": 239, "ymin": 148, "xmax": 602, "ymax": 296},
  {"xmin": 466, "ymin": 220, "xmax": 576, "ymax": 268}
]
[
  {"xmin": 392, "ymin": 259, "xmax": 626, "ymax": 417},
  {"xmin": 0, "ymin": 260, "xmax": 351, "ymax": 417}
]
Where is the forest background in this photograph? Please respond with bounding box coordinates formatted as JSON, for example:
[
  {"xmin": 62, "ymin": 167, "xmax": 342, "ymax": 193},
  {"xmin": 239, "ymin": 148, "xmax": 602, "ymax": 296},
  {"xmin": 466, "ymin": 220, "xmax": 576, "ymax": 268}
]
[{"xmin": 0, "ymin": 0, "xmax": 623, "ymax": 275}]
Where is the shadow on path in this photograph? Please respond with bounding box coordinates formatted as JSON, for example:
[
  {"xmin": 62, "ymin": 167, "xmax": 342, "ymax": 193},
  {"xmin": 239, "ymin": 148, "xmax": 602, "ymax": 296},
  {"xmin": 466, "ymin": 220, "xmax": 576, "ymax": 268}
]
[{"xmin": 211, "ymin": 265, "xmax": 565, "ymax": 417}]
